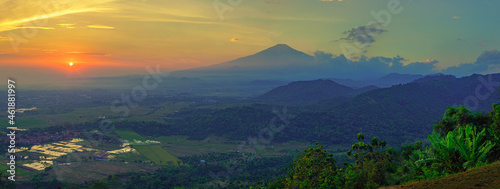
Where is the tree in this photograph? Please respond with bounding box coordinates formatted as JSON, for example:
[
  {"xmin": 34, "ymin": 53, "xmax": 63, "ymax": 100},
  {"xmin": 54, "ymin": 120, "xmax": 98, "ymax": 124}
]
[
  {"xmin": 344, "ymin": 133, "xmax": 392, "ymax": 189},
  {"xmin": 90, "ymin": 181, "xmax": 109, "ymax": 189},
  {"xmin": 433, "ymin": 106, "xmax": 473, "ymax": 135},
  {"xmin": 108, "ymin": 175, "xmax": 121, "ymax": 189},
  {"xmin": 270, "ymin": 143, "xmax": 341, "ymax": 188},
  {"xmin": 417, "ymin": 124, "xmax": 496, "ymax": 172},
  {"xmin": 0, "ymin": 172, "xmax": 16, "ymax": 188}
]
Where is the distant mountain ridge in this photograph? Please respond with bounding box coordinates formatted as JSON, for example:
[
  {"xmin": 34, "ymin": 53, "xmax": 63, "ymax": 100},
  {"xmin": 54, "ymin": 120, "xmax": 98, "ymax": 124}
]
[
  {"xmin": 412, "ymin": 74, "xmax": 456, "ymax": 83},
  {"xmin": 329, "ymin": 73, "xmax": 424, "ymax": 88}
]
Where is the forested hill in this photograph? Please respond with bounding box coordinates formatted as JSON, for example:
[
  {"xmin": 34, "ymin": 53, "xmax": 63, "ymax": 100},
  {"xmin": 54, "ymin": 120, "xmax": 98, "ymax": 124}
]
[
  {"xmin": 307, "ymin": 73, "xmax": 500, "ymax": 144},
  {"xmin": 116, "ymin": 73, "xmax": 500, "ymax": 147},
  {"xmin": 253, "ymin": 79, "xmax": 377, "ymax": 105}
]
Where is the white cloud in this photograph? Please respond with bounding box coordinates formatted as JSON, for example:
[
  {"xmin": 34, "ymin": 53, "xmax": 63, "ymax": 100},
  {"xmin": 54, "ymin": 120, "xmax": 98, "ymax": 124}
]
[{"xmin": 87, "ymin": 24, "xmax": 115, "ymax": 29}]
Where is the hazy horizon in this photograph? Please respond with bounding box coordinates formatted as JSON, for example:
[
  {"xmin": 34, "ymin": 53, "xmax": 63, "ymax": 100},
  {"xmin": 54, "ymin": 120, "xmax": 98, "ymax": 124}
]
[{"xmin": 1, "ymin": 0, "xmax": 499, "ymax": 85}]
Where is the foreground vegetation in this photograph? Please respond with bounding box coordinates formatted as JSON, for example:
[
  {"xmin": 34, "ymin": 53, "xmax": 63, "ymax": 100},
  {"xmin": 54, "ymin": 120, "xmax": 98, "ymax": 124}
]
[
  {"xmin": 392, "ymin": 162, "xmax": 500, "ymax": 189},
  {"xmin": 268, "ymin": 104, "xmax": 500, "ymax": 188}
]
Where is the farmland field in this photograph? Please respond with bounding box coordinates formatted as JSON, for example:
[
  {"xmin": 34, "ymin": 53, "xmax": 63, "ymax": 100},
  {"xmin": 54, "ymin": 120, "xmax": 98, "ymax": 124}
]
[
  {"xmin": 45, "ymin": 161, "xmax": 157, "ymax": 183},
  {"xmin": 115, "ymin": 130, "xmax": 146, "ymax": 141},
  {"xmin": 0, "ymin": 118, "xmax": 46, "ymax": 129},
  {"xmin": 114, "ymin": 130, "xmax": 181, "ymax": 166},
  {"xmin": 156, "ymin": 135, "xmax": 321, "ymax": 157},
  {"xmin": 133, "ymin": 145, "xmax": 182, "ymax": 166},
  {"xmin": 0, "ymin": 161, "xmax": 36, "ymax": 181}
]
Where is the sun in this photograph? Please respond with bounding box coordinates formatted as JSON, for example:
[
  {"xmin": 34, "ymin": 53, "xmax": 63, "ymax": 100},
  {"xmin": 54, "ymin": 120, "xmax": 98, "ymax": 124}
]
[{"xmin": 69, "ymin": 62, "xmax": 74, "ymax": 66}]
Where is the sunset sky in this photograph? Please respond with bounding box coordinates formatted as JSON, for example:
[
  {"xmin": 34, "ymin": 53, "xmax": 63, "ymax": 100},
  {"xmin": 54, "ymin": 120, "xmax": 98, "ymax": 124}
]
[{"xmin": 1, "ymin": 0, "xmax": 499, "ymax": 84}]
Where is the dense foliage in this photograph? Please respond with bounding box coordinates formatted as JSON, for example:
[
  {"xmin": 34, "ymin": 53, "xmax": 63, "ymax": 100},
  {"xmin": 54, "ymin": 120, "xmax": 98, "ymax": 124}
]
[
  {"xmin": 19, "ymin": 153, "xmax": 293, "ymax": 189},
  {"xmin": 268, "ymin": 104, "xmax": 500, "ymax": 188},
  {"xmin": 269, "ymin": 143, "xmax": 341, "ymax": 188}
]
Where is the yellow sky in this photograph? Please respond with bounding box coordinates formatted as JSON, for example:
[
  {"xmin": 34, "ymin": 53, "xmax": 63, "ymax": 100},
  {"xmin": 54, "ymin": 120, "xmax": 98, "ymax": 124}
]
[
  {"xmin": 0, "ymin": 0, "xmax": 499, "ymax": 84},
  {"xmin": 0, "ymin": 1, "xmax": 272, "ymax": 81}
]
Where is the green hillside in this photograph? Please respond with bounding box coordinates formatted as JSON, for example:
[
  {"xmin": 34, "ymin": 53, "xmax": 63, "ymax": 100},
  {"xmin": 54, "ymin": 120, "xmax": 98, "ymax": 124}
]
[{"xmin": 389, "ymin": 162, "xmax": 500, "ymax": 189}]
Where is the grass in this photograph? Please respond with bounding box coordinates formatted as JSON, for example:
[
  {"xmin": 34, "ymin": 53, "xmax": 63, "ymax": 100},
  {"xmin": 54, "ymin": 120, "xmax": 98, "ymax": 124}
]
[
  {"xmin": 2, "ymin": 100, "xmax": 194, "ymax": 129},
  {"xmin": 45, "ymin": 161, "xmax": 157, "ymax": 183},
  {"xmin": 0, "ymin": 161, "xmax": 36, "ymax": 181},
  {"xmin": 387, "ymin": 162, "xmax": 500, "ymax": 189},
  {"xmin": 156, "ymin": 135, "xmax": 245, "ymax": 156},
  {"xmin": 50, "ymin": 106, "xmax": 111, "ymax": 122},
  {"xmin": 155, "ymin": 135, "xmax": 316, "ymax": 157},
  {"xmin": 0, "ymin": 118, "xmax": 46, "ymax": 129},
  {"xmin": 24, "ymin": 105, "xmax": 152, "ymax": 127},
  {"xmin": 133, "ymin": 145, "xmax": 182, "ymax": 166},
  {"xmin": 111, "ymin": 150, "xmax": 149, "ymax": 163},
  {"xmin": 115, "ymin": 130, "xmax": 146, "ymax": 141},
  {"xmin": 114, "ymin": 130, "xmax": 182, "ymax": 166}
]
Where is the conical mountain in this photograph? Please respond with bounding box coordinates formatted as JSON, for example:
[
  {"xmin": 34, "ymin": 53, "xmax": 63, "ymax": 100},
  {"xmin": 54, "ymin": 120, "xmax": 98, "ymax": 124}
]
[{"xmin": 206, "ymin": 44, "xmax": 314, "ymax": 69}]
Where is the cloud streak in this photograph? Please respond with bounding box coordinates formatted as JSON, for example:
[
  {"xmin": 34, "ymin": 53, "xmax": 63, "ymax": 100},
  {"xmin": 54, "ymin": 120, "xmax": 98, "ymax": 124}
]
[
  {"xmin": 66, "ymin": 51, "xmax": 110, "ymax": 56},
  {"xmin": 0, "ymin": 0, "xmax": 117, "ymax": 33},
  {"xmin": 16, "ymin": 26, "xmax": 55, "ymax": 30},
  {"xmin": 58, "ymin": 23, "xmax": 75, "ymax": 28},
  {"xmin": 87, "ymin": 24, "xmax": 115, "ymax": 29},
  {"xmin": 105, "ymin": 1, "xmax": 217, "ymax": 25},
  {"xmin": 0, "ymin": 36, "xmax": 10, "ymax": 41}
]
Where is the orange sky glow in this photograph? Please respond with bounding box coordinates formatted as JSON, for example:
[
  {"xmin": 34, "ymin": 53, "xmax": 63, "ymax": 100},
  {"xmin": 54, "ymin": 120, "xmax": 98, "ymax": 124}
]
[{"xmin": 1, "ymin": 0, "xmax": 499, "ymax": 85}]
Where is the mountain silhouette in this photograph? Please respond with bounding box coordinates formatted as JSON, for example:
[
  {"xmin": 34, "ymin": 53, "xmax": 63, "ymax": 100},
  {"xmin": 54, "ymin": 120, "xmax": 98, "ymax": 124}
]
[
  {"xmin": 206, "ymin": 44, "xmax": 313, "ymax": 69},
  {"xmin": 254, "ymin": 79, "xmax": 378, "ymax": 104}
]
